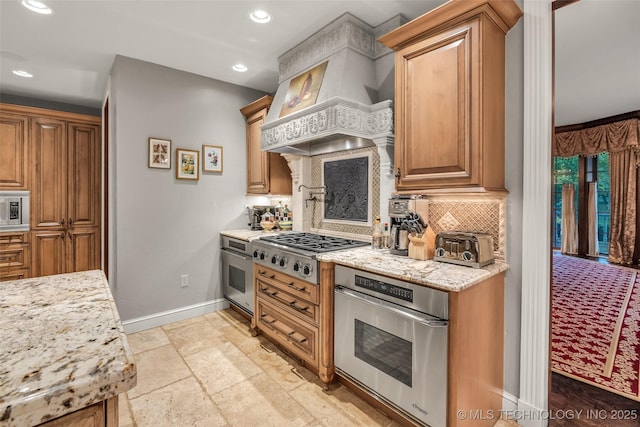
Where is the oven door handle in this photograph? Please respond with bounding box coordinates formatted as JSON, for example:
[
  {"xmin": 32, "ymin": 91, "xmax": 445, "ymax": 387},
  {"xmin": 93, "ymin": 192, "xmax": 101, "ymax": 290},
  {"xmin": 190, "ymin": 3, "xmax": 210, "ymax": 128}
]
[
  {"xmin": 221, "ymin": 247, "xmax": 251, "ymax": 261},
  {"xmin": 335, "ymin": 286, "xmax": 448, "ymax": 328}
]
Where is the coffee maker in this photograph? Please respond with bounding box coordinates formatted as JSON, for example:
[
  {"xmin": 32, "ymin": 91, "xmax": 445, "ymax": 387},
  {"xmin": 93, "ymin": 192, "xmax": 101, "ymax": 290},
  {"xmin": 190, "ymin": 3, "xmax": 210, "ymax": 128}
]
[{"xmin": 388, "ymin": 197, "xmax": 415, "ymax": 256}]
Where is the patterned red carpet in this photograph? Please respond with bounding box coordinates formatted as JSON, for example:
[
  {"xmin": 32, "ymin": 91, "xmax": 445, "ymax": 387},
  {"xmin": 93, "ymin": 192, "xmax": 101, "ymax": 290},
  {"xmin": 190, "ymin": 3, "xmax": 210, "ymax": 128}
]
[{"xmin": 551, "ymin": 252, "xmax": 640, "ymax": 402}]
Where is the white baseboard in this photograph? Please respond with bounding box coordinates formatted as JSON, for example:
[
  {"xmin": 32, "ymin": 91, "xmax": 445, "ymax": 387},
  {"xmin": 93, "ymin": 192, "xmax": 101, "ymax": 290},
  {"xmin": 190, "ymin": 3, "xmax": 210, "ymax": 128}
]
[
  {"xmin": 503, "ymin": 390, "xmax": 519, "ymax": 413},
  {"xmin": 122, "ymin": 298, "xmax": 230, "ymax": 334}
]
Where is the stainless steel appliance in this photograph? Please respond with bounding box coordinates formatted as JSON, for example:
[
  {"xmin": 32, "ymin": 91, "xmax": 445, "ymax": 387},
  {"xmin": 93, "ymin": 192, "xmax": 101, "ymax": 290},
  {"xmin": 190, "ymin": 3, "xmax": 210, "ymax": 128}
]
[
  {"xmin": 252, "ymin": 233, "xmax": 369, "ymax": 284},
  {"xmin": 0, "ymin": 191, "xmax": 30, "ymax": 232},
  {"xmin": 334, "ymin": 265, "xmax": 449, "ymax": 427},
  {"xmin": 434, "ymin": 231, "xmax": 495, "ymax": 268},
  {"xmin": 388, "ymin": 197, "xmax": 416, "ymax": 256},
  {"xmin": 221, "ymin": 236, "xmax": 254, "ymax": 315},
  {"xmin": 248, "ymin": 205, "xmax": 274, "ymax": 230}
]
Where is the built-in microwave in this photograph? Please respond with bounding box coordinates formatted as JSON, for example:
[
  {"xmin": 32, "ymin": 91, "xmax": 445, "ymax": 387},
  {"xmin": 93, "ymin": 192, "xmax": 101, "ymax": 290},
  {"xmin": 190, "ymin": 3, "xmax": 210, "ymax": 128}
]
[{"xmin": 0, "ymin": 191, "xmax": 30, "ymax": 232}]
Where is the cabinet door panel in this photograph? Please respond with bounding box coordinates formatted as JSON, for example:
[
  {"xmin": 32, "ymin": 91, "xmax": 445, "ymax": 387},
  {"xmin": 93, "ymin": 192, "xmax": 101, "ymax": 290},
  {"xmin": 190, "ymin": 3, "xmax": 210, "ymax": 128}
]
[
  {"xmin": 32, "ymin": 231, "xmax": 66, "ymax": 277},
  {"xmin": 246, "ymin": 111, "xmax": 269, "ymax": 194},
  {"xmin": 31, "ymin": 118, "xmax": 67, "ymax": 229},
  {"xmin": 67, "ymin": 227, "xmax": 100, "ymax": 273},
  {"xmin": 0, "ymin": 112, "xmax": 28, "ymax": 189},
  {"xmin": 398, "ymin": 25, "xmax": 475, "ymax": 189},
  {"xmin": 68, "ymin": 123, "xmax": 101, "ymax": 227}
]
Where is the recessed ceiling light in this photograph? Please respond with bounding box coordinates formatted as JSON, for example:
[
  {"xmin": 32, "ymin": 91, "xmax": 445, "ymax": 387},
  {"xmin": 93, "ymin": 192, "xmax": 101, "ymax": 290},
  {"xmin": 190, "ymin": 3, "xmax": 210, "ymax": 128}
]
[
  {"xmin": 12, "ymin": 70, "xmax": 34, "ymax": 78},
  {"xmin": 249, "ymin": 9, "xmax": 271, "ymax": 24},
  {"xmin": 232, "ymin": 64, "xmax": 248, "ymax": 73},
  {"xmin": 21, "ymin": 0, "xmax": 54, "ymax": 15}
]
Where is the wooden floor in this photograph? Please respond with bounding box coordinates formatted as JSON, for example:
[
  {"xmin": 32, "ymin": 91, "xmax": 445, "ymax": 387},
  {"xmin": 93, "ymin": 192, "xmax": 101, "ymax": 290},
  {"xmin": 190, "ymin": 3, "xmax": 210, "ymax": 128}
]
[{"xmin": 549, "ymin": 373, "xmax": 640, "ymax": 426}]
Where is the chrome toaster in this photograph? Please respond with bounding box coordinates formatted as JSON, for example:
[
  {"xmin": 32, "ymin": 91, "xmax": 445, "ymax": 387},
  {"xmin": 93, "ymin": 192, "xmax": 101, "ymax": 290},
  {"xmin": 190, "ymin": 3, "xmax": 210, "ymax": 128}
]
[{"xmin": 433, "ymin": 231, "xmax": 495, "ymax": 268}]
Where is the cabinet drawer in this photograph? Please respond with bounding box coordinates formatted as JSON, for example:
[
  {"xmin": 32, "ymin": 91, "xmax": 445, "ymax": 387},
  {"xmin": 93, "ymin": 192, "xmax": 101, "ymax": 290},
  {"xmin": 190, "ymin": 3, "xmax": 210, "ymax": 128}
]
[
  {"xmin": 255, "ymin": 298, "xmax": 318, "ymax": 369},
  {"xmin": 256, "ymin": 279, "xmax": 318, "ymax": 324},
  {"xmin": 255, "ymin": 266, "xmax": 319, "ymax": 304},
  {"xmin": 0, "ymin": 246, "xmax": 30, "ymax": 269},
  {"xmin": 0, "ymin": 268, "xmax": 29, "ymax": 282},
  {"xmin": 0, "ymin": 232, "xmax": 29, "ymax": 245}
]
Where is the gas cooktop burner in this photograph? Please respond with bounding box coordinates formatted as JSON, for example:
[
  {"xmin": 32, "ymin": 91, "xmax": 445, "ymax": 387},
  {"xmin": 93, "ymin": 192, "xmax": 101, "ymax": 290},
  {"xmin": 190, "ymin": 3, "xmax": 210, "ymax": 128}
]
[{"xmin": 259, "ymin": 232, "xmax": 369, "ymax": 253}]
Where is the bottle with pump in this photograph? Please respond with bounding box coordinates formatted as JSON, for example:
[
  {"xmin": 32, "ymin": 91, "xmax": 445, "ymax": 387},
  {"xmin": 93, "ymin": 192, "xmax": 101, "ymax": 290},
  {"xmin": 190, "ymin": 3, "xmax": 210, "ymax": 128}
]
[{"xmin": 372, "ymin": 215, "xmax": 382, "ymax": 249}]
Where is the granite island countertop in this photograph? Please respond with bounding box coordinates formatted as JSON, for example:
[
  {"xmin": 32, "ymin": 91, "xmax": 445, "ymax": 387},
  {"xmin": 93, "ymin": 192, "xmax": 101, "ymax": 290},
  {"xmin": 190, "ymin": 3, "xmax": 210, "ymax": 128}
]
[
  {"xmin": 317, "ymin": 247, "xmax": 508, "ymax": 292},
  {"xmin": 0, "ymin": 270, "xmax": 137, "ymax": 427}
]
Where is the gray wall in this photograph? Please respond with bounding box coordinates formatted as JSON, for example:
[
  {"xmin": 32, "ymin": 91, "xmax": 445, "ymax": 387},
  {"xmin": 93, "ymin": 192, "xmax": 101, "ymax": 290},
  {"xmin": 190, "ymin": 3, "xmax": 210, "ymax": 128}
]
[{"xmin": 109, "ymin": 56, "xmax": 265, "ymax": 321}]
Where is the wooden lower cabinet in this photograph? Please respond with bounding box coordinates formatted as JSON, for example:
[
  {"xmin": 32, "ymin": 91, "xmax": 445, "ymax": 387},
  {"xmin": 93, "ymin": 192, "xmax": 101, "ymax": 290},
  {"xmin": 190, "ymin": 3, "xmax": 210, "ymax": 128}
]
[
  {"xmin": 68, "ymin": 227, "xmax": 101, "ymax": 273},
  {"xmin": 39, "ymin": 396, "xmax": 118, "ymax": 427},
  {"xmin": 32, "ymin": 227, "xmax": 100, "ymax": 277},
  {"xmin": 251, "ymin": 263, "xmax": 335, "ymax": 386},
  {"xmin": 0, "ymin": 231, "xmax": 30, "ymax": 281}
]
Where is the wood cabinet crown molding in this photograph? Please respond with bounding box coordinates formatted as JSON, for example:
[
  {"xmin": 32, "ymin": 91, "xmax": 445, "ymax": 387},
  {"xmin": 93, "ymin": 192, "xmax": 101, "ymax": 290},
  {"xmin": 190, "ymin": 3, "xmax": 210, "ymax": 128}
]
[
  {"xmin": 240, "ymin": 95, "xmax": 274, "ymax": 118},
  {"xmin": 378, "ymin": 0, "xmax": 523, "ymax": 48},
  {"xmin": 0, "ymin": 103, "xmax": 100, "ymax": 124}
]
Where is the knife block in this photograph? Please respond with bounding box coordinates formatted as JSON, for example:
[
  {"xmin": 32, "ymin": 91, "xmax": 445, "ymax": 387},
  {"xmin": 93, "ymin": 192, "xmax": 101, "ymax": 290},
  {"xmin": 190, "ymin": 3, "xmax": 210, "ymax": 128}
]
[{"xmin": 408, "ymin": 225, "xmax": 436, "ymax": 260}]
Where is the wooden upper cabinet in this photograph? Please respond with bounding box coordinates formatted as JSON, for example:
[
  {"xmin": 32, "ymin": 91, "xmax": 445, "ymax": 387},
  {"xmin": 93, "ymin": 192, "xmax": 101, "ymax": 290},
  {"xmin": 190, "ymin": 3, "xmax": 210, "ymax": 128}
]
[
  {"xmin": 380, "ymin": 0, "xmax": 522, "ymax": 193},
  {"xmin": 0, "ymin": 111, "xmax": 28, "ymax": 190},
  {"xmin": 67, "ymin": 122, "xmax": 101, "ymax": 228},
  {"xmin": 31, "ymin": 117, "xmax": 67, "ymax": 229},
  {"xmin": 240, "ymin": 96, "xmax": 292, "ymax": 195}
]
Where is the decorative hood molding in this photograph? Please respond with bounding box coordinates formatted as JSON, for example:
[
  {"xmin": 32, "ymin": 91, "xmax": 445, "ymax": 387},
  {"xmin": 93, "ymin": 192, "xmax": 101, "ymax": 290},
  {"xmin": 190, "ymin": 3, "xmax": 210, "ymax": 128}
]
[
  {"xmin": 261, "ymin": 13, "xmax": 403, "ymax": 156},
  {"xmin": 261, "ymin": 97, "xmax": 393, "ymax": 155}
]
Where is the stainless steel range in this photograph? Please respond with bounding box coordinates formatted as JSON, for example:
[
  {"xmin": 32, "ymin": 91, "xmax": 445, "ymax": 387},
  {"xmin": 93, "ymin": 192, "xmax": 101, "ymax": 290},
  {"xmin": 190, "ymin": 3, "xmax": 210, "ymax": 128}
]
[{"xmin": 252, "ymin": 233, "xmax": 369, "ymax": 284}]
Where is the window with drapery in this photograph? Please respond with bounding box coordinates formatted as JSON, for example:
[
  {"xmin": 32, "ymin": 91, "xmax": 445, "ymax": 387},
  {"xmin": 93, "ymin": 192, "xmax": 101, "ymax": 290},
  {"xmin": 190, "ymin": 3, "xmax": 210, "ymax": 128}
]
[
  {"xmin": 552, "ymin": 154, "xmax": 610, "ymax": 256},
  {"xmin": 553, "ymin": 114, "xmax": 639, "ymax": 265}
]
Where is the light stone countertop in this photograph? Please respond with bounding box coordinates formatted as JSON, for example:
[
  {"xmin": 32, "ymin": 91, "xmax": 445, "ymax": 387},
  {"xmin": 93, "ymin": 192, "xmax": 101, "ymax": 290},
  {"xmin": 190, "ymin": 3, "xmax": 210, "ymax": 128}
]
[
  {"xmin": 317, "ymin": 247, "xmax": 508, "ymax": 292},
  {"xmin": 0, "ymin": 270, "xmax": 137, "ymax": 427}
]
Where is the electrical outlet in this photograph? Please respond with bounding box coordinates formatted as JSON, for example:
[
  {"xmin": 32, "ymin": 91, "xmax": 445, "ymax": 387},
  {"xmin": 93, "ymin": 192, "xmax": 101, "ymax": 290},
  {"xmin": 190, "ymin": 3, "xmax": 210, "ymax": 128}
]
[{"xmin": 180, "ymin": 274, "xmax": 189, "ymax": 288}]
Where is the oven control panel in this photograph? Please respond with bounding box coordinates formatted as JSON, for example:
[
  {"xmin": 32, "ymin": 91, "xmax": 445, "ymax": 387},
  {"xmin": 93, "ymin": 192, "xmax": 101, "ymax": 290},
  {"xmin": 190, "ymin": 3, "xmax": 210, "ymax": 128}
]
[{"xmin": 355, "ymin": 275, "xmax": 413, "ymax": 302}]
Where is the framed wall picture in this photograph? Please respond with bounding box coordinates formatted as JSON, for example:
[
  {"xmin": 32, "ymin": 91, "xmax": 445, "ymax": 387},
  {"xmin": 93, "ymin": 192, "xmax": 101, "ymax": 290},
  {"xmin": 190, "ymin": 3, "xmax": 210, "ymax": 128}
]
[
  {"xmin": 176, "ymin": 148, "xmax": 199, "ymax": 180},
  {"xmin": 148, "ymin": 137, "xmax": 171, "ymax": 169},
  {"xmin": 202, "ymin": 144, "xmax": 223, "ymax": 173}
]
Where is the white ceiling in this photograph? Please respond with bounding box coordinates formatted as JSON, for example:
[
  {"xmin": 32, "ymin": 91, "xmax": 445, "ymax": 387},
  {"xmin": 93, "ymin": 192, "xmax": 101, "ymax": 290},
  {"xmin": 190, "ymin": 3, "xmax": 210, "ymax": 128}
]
[
  {"xmin": 554, "ymin": 0, "xmax": 640, "ymax": 126},
  {"xmin": 1, "ymin": 0, "xmax": 637, "ymax": 126},
  {"xmin": 0, "ymin": 0, "xmax": 447, "ymax": 108}
]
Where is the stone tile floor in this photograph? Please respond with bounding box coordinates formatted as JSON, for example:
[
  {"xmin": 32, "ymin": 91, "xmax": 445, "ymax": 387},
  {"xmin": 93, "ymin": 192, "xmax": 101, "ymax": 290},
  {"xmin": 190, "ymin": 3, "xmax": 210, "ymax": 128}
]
[{"xmin": 121, "ymin": 308, "xmax": 520, "ymax": 427}]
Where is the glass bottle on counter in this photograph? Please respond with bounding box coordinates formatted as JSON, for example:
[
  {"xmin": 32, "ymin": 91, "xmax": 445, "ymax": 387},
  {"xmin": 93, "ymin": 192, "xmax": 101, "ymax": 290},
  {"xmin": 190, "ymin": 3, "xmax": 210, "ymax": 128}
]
[
  {"xmin": 372, "ymin": 215, "xmax": 382, "ymax": 249},
  {"xmin": 382, "ymin": 222, "xmax": 390, "ymax": 249}
]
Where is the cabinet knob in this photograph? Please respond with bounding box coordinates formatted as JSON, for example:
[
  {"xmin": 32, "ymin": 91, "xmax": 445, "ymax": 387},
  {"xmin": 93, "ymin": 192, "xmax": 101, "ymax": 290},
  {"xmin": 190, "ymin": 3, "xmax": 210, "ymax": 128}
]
[
  {"xmin": 69, "ymin": 218, "xmax": 73, "ymax": 226},
  {"xmin": 60, "ymin": 233, "xmax": 65, "ymax": 239},
  {"xmin": 61, "ymin": 218, "xmax": 65, "ymax": 226}
]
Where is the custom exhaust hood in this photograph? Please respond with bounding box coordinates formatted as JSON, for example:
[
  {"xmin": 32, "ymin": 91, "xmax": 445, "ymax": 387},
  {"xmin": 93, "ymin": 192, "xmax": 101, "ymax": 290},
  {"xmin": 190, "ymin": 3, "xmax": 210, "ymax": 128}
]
[{"xmin": 260, "ymin": 13, "xmax": 401, "ymax": 156}]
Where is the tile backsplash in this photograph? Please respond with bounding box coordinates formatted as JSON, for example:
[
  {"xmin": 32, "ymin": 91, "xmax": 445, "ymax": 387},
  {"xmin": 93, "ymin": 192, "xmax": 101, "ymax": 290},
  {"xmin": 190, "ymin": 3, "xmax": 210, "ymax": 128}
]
[{"xmin": 414, "ymin": 194, "xmax": 507, "ymax": 260}]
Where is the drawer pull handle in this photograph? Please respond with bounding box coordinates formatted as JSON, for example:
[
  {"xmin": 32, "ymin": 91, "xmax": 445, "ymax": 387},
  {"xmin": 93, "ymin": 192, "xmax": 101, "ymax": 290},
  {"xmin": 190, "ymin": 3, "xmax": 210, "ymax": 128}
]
[
  {"xmin": 290, "ymin": 302, "xmax": 309, "ymax": 312},
  {"xmin": 288, "ymin": 332, "xmax": 308, "ymax": 344},
  {"xmin": 288, "ymin": 283, "xmax": 306, "ymax": 292},
  {"xmin": 260, "ymin": 314, "xmax": 276, "ymax": 324}
]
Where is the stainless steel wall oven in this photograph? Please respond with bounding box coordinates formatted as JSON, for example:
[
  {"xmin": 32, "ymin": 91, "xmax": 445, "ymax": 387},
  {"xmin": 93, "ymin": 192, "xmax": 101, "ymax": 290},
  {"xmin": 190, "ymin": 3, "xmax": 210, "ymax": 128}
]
[
  {"xmin": 221, "ymin": 236, "xmax": 254, "ymax": 315},
  {"xmin": 334, "ymin": 265, "xmax": 449, "ymax": 427}
]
